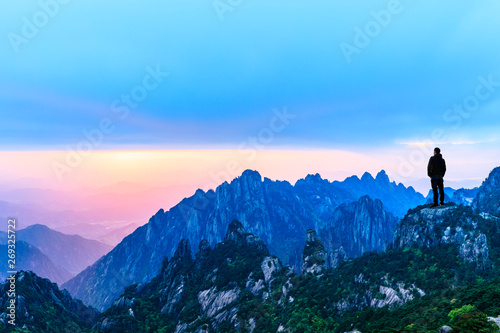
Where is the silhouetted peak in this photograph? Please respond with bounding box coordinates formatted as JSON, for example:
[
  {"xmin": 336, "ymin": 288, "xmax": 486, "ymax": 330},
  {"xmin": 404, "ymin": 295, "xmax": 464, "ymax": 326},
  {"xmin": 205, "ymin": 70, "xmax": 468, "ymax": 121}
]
[
  {"xmin": 239, "ymin": 169, "xmax": 262, "ymax": 182},
  {"xmin": 376, "ymin": 170, "xmax": 390, "ymax": 183},
  {"xmin": 305, "ymin": 173, "xmax": 323, "ymax": 182},
  {"xmin": 224, "ymin": 220, "xmax": 269, "ymax": 254},
  {"xmin": 173, "ymin": 239, "xmax": 191, "ymax": 261},
  {"xmin": 194, "ymin": 188, "xmax": 206, "ymax": 196},
  {"xmin": 361, "ymin": 172, "xmax": 374, "ymax": 182}
]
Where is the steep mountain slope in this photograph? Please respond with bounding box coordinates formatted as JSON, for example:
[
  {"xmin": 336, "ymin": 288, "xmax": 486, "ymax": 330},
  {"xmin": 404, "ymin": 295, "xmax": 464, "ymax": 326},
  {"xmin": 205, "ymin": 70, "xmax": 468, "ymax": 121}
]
[
  {"xmin": 474, "ymin": 166, "xmax": 500, "ymax": 217},
  {"xmin": 0, "ymin": 271, "xmax": 99, "ymax": 332},
  {"xmin": 93, "ymin": 211, "xmax": 500, "ymax": 332},
  {"xmin": 0, "ymin": 241, "xmax": 72, "ymax": 285},
  {"xmin": 278, "ymin": 205, "xmax": 500, "ymax": 333},
  {"xmin": 18, "ymin": 224, "xmax": 112, "ymax": 275},
  {"xmin": 319, "ymin": 195, "xmax": 398, "ymax": 268},
  {"xmin": 93, "ymin": 220, "xmax": 287, "ymax": 332},
  {"xmin": 64, "ymin": 169, "xmax": 423, "ymax": 311}
]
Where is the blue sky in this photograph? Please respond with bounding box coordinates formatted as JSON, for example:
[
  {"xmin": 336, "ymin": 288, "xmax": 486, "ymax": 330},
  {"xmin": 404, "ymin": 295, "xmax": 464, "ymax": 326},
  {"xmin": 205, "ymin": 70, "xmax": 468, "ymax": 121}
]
[{"xmin": 1, "ymin": 0, "xmax": 500, "ymax": 151}]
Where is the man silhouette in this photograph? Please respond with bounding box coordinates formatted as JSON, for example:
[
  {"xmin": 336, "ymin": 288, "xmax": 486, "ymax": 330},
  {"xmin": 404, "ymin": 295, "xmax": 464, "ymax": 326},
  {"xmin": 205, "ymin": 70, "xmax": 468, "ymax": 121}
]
[{"xmin": 427, "ymin": 147, "xmax": 446, "ymax": 208}]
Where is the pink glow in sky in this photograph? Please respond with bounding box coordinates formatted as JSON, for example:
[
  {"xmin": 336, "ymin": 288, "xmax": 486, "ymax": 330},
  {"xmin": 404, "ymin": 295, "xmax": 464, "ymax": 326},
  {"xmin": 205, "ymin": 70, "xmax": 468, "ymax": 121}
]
[{"xmin": 0, "ymin": 147, "xmax": 497, "ymax": 243}]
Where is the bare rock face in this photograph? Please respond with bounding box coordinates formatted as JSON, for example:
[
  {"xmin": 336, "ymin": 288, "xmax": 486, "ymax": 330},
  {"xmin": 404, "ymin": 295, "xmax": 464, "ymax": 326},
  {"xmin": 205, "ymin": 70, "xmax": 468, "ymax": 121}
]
[
  {"xmin": 320, "ymin": 196, "xmax": 399, "ymax": 269},
  {"xmin": 394, "ymin": 205, "xmax": 491, "ymax": 269},
  {"xmin": 438, "ymin": 326, "xmax": 453, "ymax": 333},
  {"xmin": 197, "ymin": 286, "xmax": 241, "ymax": 318},
  {"xmin": 64, "ymin": 169, "xmax": 423, "ymax": 311},
  {"xmin": 489, "ymin": 316, "xmax": 500, "ymax": 328},
  {"xmin": 95, "ymin": 220, "xmax": 288, "ymax": 333},
  {"xmin": 302, "ymin": 229, "xmax": 327, "ymax": 275},
  {"xmin": 473, "ymin": 166, "xmax": 500, "ymax": 217}
]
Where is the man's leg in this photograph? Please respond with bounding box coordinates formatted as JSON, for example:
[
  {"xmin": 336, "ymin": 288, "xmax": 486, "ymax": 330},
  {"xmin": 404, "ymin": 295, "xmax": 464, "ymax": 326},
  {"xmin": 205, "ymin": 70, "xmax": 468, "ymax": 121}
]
[
  {"xmin": 431, "ymin": 179, "xmax": 439, "ymax": 205},
  {"xmin": 438, "ymin": 179, "xmax": 445, "ymax": 205}
]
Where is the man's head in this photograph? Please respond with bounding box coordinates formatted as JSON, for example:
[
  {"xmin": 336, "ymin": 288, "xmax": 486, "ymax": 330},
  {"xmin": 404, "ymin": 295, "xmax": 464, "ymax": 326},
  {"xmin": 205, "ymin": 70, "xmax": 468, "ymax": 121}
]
[{"xmin": 434, "ymin": 147, "xmax": 441, "ymax": 155}]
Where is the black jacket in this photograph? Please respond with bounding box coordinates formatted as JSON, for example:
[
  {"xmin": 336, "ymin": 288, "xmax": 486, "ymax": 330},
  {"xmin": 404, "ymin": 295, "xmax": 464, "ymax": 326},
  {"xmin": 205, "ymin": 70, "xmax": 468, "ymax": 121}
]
[{"xmin": 427, "ymin": 153, "xmax": 446, "ymax": 179}]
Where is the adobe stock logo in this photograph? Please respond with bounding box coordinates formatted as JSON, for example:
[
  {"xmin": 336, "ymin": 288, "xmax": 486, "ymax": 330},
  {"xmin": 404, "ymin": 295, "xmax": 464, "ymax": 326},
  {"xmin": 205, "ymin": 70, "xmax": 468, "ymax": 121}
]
[
  {"xmin": 8, "ymin": 0, "xmax": 71, "ymax": 54},
  {"xmin": 213, "ymin": 0, "xmax": 243, "ymax": 21}
]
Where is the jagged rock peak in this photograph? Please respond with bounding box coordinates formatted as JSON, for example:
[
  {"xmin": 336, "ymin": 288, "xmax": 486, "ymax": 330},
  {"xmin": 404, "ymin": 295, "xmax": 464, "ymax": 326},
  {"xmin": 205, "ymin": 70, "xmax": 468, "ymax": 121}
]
[
  {"xmin": 224, "ymin": 220, "xmax": 269, "ymax": 255},
  {"xmin": 304, "ymin": 173, "xmax": 324, "ymax": 182},
  {"xmin": 361, "ymin": 172, "xmax": 374, "ymax": 182},
  {"xmin": 173, "ymin": 239, "xmax": 191, "ymax": 261},
  {"xmin": 238, "ymin": 169, "xmax": 262, "ymax": 182},
  {"xmin": 302, "ymin": 229, "xmax": 327, "ymax": 275},
  {"xmin": 194, "ymin": 188, "xmax": 206, "ymax": 196},
  {"xmin": 376, "ymin": 170, "xmax": 390, "ymax": 183}
]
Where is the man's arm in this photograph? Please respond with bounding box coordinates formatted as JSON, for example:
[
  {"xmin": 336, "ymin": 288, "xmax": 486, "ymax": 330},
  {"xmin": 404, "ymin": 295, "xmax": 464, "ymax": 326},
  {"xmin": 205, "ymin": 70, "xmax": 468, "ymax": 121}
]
[
  {"xmin": 427, "ymin": 157, "xmax": 433, "ymax": 177},
  {"xmin": 442, "ymin": 159, "xmax": 446, "ymax": 177}
]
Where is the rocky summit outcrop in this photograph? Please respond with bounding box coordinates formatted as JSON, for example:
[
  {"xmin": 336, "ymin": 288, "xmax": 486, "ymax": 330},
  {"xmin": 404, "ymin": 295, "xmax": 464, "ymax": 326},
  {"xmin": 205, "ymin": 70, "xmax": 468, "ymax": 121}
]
[
  {"xmin": 0, "ymin": 271, "xmax": 99, "ymax": 332},
  {"xmin": 302, "ymin": 229, "xmax": 327, "ymax": 275},
  {"xmin": 64, "ymin": 169, "xmax": 423, "ymax": 311},
  {"xmin": 394, "ymin": 205, "xmax": 491, "ymax": 269},
  {"xmin": 320, "ymin": 196, "xmax": 399, "ymax": 268},
  {"xmin": 94, "ymin": 220, "xmax": 287, "ymax": 333},
  {"xmin": 473, "ymin": 166, "xmax": 500, "ymax": 217}
]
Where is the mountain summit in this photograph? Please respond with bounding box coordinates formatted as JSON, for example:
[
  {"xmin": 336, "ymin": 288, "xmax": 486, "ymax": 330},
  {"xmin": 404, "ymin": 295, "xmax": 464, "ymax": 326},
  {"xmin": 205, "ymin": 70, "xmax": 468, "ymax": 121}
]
[{"xmin": 63, "ymin": 169, "xmax": 424, "ymax": 311}]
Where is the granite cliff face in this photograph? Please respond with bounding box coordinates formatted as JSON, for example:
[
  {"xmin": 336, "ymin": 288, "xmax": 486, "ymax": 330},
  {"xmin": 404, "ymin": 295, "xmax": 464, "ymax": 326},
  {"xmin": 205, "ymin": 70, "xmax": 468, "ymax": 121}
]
[
  {"xmin": 394, "ymin": 205, "xmax": 491, "ymax": 269},
  {"xmin": 319, "ymin": 196, "xmax": 399, "ymax": 268},
  {"xmin": 473, "ymin": 166, "xmax": 500, "ymax": 217},
  {"xmin": 94, "ymin": 220, "xmax": 287, "ymax": 333},
  {"xmin": 64, "ymin": 169, "xmax": 423, "ymax": 311}
]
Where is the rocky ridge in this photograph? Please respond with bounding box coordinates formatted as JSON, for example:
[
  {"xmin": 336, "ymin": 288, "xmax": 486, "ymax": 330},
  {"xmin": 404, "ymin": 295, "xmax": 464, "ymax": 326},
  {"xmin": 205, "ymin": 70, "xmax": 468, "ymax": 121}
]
[
  {"xmin": 64, "ymin": 169, "xmax": 423, "ymax": 311},
  {"xmin": 394, "ymin": 204, "xmax": 491, "ymax": 269},
  {"xmin": 94, "ymin": 220, "xmax": 288, "ymax": 332}
]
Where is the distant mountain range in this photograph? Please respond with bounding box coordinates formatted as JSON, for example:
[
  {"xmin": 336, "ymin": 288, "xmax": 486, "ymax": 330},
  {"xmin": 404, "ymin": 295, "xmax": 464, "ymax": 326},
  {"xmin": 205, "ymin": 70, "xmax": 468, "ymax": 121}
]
[
  {"xmin": 18, "ymin": 224, "xmax": 112, "ymax": 275},
  {"xmin": 2, "ymin": 166, "xmax": 500, "ymax": 332},
  {"xmin": 63, "ymin": 169, "xmax": 425, "ymax": 311},
  {"xmin": 0, "ymin": 224, "xmax": 112, "ymax": 284},
  {"xmin": 0, "ymin": 240, "xmax": 72, "ymax": 285}
]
